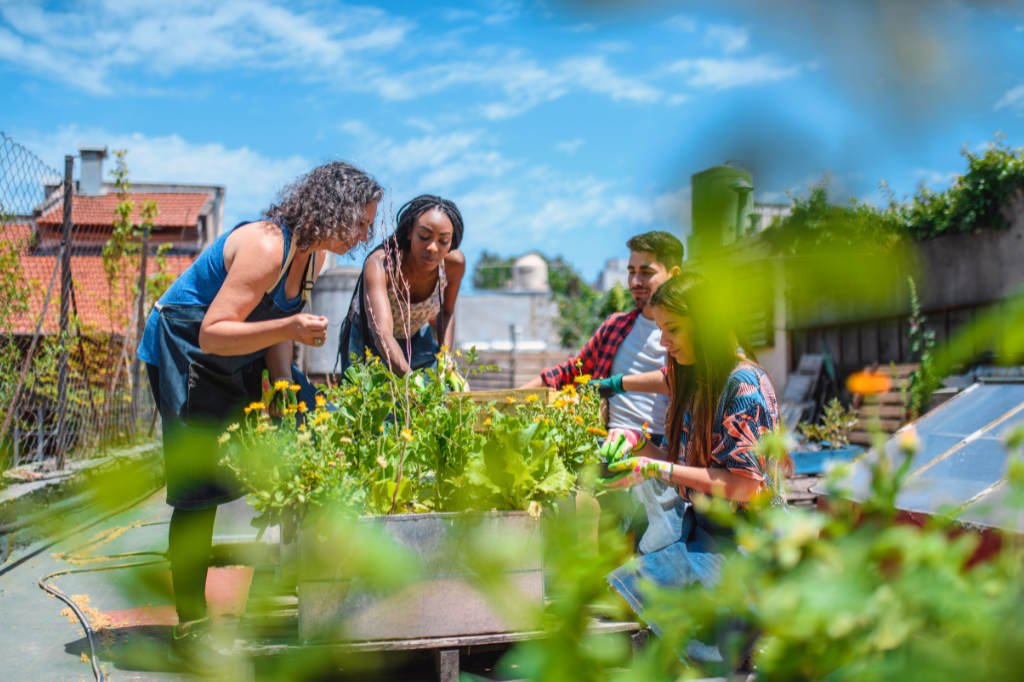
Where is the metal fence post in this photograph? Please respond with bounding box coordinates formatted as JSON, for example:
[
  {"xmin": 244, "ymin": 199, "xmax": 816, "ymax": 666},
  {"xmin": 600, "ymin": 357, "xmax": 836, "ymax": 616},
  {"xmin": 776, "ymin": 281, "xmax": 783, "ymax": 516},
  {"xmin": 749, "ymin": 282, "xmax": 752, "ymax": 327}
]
[
  {"xmin": 130, "ymin": 225, "xmax": 150, "ymax": 429},
  {"xmin": 55, "ymin": 155, "xmax": 73, "ymax": 470}
]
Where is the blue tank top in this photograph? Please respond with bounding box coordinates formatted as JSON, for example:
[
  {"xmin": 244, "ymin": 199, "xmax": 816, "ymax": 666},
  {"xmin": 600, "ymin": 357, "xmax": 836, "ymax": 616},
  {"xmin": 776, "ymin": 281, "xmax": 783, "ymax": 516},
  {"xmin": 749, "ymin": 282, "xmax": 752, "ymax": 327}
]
[{"xmin": 137, "ymin": 220, "xmax": 313, "ymax": 368}]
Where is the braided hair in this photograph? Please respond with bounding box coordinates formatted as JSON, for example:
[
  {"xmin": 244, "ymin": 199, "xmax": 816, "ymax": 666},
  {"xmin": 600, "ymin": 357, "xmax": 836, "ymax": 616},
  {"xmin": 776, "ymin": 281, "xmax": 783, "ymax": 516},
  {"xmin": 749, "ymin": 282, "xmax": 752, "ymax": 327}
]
[{"xmin": 389, "ymin": 195, "xmax": 465, "ymax": 254}]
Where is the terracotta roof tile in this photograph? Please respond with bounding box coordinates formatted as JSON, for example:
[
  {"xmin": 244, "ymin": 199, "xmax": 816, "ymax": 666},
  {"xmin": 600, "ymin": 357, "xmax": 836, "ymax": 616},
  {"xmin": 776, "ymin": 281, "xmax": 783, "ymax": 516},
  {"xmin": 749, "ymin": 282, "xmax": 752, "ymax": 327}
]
[
  {"xmin": 38, "ymin": 193, "xmax": 210, "ymax": 229},
  {"xmin": 3, "ymin": 226, "xmax": 195, "ymax": 335}
]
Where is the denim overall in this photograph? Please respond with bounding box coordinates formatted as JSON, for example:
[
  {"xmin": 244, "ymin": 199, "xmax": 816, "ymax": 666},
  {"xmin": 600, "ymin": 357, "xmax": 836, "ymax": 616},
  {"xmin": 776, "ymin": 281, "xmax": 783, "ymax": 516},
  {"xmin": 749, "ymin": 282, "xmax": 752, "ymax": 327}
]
[{"xmin": 151, "ymin": 223, "xmax": 319, "ymax": 510}]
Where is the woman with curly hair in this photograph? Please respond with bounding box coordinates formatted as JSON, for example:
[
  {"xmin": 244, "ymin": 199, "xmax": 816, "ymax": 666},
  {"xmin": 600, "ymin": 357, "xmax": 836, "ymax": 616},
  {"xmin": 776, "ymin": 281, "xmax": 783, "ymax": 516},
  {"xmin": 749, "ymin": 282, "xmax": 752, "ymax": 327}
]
[
  {"xmin": 136, "ymin": 161, "xmax": 382, "ymax": 674},
  {"xmin": 338, "ymin": 194, "xmax": 466, "ymax": 378},
  {"xmin": 597, "ymin": 271, "xmax": 791, "ymax": 674}
]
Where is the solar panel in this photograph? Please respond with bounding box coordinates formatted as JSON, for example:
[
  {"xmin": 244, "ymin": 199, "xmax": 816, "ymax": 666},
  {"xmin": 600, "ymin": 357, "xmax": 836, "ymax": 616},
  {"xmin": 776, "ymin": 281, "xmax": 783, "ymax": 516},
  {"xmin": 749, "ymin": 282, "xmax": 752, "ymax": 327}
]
[
  {"xmin": 957, "ymin": 482, "xmax": 1024, "ymax": 533},
  {"xmin": 814, "ymin": 383, "xmax": 1024, "ymax": 513}
]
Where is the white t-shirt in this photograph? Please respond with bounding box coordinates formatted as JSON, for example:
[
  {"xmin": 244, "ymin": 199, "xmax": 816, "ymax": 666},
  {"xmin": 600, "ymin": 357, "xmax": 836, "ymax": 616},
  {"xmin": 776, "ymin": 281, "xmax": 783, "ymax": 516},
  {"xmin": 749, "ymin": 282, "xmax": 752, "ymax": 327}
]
[{"xmin": 607, "ymin": 313, "xmax": 670, "ymax": 435}]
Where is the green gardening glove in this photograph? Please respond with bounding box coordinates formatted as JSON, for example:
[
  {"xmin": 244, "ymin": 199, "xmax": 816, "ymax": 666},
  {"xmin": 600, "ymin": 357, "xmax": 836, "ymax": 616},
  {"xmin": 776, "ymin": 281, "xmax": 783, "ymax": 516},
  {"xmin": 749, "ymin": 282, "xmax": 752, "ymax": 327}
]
[{"xmin": 590, "ymin": 374, "xmax": 626, "ymax": 399}]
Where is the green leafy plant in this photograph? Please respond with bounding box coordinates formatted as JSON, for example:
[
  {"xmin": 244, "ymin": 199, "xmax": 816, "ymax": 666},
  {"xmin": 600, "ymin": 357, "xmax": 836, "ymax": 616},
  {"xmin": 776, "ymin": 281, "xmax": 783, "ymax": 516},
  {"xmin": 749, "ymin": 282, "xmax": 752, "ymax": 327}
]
[
  {"xmin": 905, "ymin": 276, "xmax": 939, "ymax": 421},
  {"xmin": 221, "ymin": 348, "xmax": 604, "ymax": 526},
  {"xmin": 798, "ymin": 397, "xmax": 859, "ymax": 446}
]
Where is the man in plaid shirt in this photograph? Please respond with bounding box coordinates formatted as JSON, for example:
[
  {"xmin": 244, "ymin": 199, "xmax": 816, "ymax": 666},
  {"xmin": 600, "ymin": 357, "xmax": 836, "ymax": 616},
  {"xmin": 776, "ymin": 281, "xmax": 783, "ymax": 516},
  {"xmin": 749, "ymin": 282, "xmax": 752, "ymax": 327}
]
[
  {"xmin": 521, "ymin": 231, "xmax": 683, "ymax": 400},
  {"xmin": 521, "ymin": 231, "xmax": 684, "ymax": 555}
]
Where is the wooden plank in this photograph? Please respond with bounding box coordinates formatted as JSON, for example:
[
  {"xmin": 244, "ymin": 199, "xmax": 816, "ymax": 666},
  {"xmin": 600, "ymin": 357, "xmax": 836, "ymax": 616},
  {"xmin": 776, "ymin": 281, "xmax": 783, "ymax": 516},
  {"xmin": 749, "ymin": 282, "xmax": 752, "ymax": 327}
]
[
  {"xmin": 433, "ymin": 649, "xmax": 459, "ymax": 682},
  {"xmin": 857, "ymin": 405, "xmax": 905, "ymax": 419},
  {"xmin": 854, "ymin": 418, "xmax": 902, "ymax": 432},
  {"xmin": 849, "ymin": 431, "xmax": 873, "ymax": 445},
  {"xmin": 863, "ymin": 392, "xmax": 904, "ymax": 405}
]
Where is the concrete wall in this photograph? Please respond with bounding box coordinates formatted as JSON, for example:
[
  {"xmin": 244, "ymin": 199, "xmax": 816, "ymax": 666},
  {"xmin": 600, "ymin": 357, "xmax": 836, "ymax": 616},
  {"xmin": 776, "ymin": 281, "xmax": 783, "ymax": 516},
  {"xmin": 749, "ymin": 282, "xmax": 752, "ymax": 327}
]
[
  {"xmin": 454, "ymin": 292, "xmax": 560, "ymax": 351},
  {"xmin": 305, "ymin": 266, "xmax": 360, "ymax": 374}
]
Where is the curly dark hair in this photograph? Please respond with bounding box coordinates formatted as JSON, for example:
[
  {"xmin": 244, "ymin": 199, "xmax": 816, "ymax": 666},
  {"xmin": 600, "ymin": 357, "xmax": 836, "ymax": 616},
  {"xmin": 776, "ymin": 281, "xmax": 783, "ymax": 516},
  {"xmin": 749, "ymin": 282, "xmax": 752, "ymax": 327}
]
[
  {"xmin": 389, "ymin": 195, "xmax": 465, "ymax": 253},
  {"xmin": 264, "ymin": 161, "xmax": 384, "ymax": 252}
]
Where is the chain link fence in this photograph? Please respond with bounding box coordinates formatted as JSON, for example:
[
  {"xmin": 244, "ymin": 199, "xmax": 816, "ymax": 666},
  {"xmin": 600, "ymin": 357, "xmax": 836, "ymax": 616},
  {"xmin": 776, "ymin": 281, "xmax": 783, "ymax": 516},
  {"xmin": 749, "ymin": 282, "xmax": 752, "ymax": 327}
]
[{"xmin": 0, "ymin": 132, "xmax": 158, "ymax": 473}]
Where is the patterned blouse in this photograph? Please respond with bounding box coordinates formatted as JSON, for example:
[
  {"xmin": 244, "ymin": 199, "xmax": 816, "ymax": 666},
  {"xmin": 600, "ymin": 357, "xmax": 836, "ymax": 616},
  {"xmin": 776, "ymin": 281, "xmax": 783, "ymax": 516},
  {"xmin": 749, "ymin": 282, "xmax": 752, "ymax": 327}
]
[
  {"xmin": 674, "ymin": 359, "xmax": 788, "ymax": 507},
  {"xmin": 387, "ymin": 261, "xmax": 447, "ymax": 340}
]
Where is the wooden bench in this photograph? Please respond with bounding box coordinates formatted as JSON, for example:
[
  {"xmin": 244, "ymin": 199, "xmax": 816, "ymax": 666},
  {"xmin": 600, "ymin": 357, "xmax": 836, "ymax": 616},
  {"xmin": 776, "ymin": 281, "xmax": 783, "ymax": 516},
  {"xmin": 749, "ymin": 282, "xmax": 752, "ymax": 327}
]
[{"xmin": 234, "ymin": 564, "xmax": 648, "ymax": 682}]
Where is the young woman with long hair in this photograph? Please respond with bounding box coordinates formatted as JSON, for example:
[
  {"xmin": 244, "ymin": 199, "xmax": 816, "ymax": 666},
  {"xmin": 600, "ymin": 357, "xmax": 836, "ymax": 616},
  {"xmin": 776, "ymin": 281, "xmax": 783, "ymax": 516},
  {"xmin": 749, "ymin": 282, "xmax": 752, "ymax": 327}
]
[
  {"xmin": 597, "ymin": 271, "xmax": 791, "ymax": 671},
  {"xmin": 338, "ymin": 195, "xmax": 466, "ymax": 377}
]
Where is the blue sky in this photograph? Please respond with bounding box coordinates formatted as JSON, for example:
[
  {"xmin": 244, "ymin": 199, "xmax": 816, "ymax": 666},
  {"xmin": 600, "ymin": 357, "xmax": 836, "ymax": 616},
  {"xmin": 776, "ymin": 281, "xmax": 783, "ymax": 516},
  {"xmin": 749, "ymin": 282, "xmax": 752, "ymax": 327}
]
[{"xmin": 2, "ymin": 0, "xmax": 1024, "ymax": 282}]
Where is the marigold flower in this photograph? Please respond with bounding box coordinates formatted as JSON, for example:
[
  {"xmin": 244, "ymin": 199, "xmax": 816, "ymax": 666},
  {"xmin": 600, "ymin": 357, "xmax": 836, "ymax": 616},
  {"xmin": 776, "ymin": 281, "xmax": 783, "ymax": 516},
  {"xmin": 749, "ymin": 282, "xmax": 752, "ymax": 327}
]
[
  {"xmin": 534, "ymin": 416, "xmax": 541, "ymax": 423},
  {"xmin": 246, "ymin": 401, "xmax": 266, "ymax": 413},
  {"xmin": 290, "ymin": 384, "xmax": 301, "ymax": 393},
  {"xmin": 525, "ymin": 394, "xmax": 538, "ymax": 403},
  {"xmin": 298, "ymin": 424, "xmax": 306, "ymax": 431},
  {"xmin": 483, "ymin": 418, "xmax": 492, "ymax": 426},
  {"xmin": 562, "ymin": 385, "xmax": 577, "ymax": 397},
  {"xmin": 401, "ymin": 428, "xmax": 414, "ymax": 442},
  {"xmin": 846, "ymin": 371, "xmax": 892, "ymax": 395},
  {"xmin": 552, "ymin": 400, "xmax": 567, "ymax": 408},
  {"xmin": 315, "ymin": 395, "xmax": 326, "ymax": 408},
  {"xmin": 379, "ymin": 424, "xmax": 385, "ymax": 432},
  {"xmin": 274, "ymin": 380, "xmax": 290, "ymax": 391},
  {"xmin": 574, "ymin": 374, "xmax": 592, "ymax": 385},
  {"xmin": 575, "ymin": 416, "xmax": 583, "ymax": 425},
  {"xmin": 506, "ymin": 397, "xmax": 516, "ymax": 404},
  {"xmin": 297, "ymin": 401, "xmax": 307, "ymax": 413},
  {"xmin": 587, "ymin": 427, "xmax": 608, "ymax": 437},
  {"xmin": 455, "ymin": 349, "xmax": 462, "ymax": 357}
]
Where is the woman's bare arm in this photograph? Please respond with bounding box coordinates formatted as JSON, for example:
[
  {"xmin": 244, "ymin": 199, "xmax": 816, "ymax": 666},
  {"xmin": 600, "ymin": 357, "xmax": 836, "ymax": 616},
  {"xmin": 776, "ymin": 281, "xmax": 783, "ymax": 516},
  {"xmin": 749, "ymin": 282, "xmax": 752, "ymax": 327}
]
[
  {"xmin": 628, "ymin": 440, "xmax": 761, "ymax": 502},
  {"xmin": 198, "ymin": 222, "xmax": 327, "ymax": 355},
  {"xmin": 438, "ymin": 251, "xmax": 465, "ymax": 350},
  {"xmin": 363, "ymin": 254, "xmax": 414, "ymax": 376}
]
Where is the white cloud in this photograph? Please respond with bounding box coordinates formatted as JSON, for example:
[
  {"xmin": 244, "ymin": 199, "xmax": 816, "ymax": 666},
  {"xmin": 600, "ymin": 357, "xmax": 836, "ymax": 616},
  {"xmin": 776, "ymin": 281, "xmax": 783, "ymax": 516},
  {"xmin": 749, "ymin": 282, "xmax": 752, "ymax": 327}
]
[
  {"xmin": 994, "ymin": 84, "xmax": 1024, "ymax": 113},
  {"xmin": 668, "ymin": 55, "xmax": 803, "ymax": 90},
  {"xmin": 706, "ymin": 25, "xmax": 749, "ymax": 54},
  {"xmin": 912, "ymin": 169, "xmax": 959, "ymax": 188},
  {"xmin": 13, "ymin": 125, "xmax": 311, "ymax": 229},
  {"xmin": 0, "ymin": 0, "xmax": 411, "ymax": 95},
  {"xmin": 556, "ymin": 139, "xmax": 585, "ymax": 155},
  {"xmin": 663, "ymin": 14, "xmax": 697, "ymax": 33}
]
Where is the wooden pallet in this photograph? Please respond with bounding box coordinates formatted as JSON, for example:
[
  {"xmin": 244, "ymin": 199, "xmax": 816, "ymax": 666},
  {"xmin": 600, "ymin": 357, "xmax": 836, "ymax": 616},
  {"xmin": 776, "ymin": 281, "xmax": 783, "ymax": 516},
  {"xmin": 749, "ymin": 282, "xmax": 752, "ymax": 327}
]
[
  {"xmin": 848, "ymin": 363, "xmax": 919, "ymax": 445},
  {"xmin": 234, "ymin": 565, "xmax": 648, "ymax": 682}
]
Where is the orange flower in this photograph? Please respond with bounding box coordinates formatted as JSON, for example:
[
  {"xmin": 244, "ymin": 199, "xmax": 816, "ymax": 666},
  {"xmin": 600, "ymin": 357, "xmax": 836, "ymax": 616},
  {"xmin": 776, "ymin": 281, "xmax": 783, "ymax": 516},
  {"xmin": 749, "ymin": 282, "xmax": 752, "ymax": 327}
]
[
  {"xmin": 846, "ymin": 371, "xmax": 892, "ymax": 395},
  {"xmin": 506, "ymin": 396, "xmax": 516, "ymax": 404},
  {"xmin": 587, "ymin": 427, "xmax": 608, "ymax": 437},
  {"xmin": 574, "ymin": 416, "xmax": 583, "ymax": 425}
]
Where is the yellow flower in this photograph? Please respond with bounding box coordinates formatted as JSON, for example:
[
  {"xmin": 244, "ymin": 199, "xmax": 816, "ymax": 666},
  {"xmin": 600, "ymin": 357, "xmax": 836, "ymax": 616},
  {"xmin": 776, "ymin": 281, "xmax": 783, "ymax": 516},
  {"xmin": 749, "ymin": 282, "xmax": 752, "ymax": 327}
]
[
  {"xmin": 562, "ymin": 385, "xmax": 577, "ymax": 397},
  {"xmin": 506, "ymin": 397, "xmax": 516, "ymax": 404},
  {"xmin": 290, "ymin": 384, "xmax": 301, "ymax": 393},
  {"xmin": 245, "ymin": 401, "xmax": 266, "ymax": 414},
  {"xmin": 552, "ymin": 400, "xmax": 567, "ymax": 408},
  {"xmin": 274, "ymin": 380, "xmax": 289, "ymax": 391},
  {"xmin": 315, "ymin": 395, "xmax": 326, "ymax": 408},
  {"xmin": 297, "ymin": 401, "xmax": 307, "ymax": 413},
  {"xmin": 574, "ymin": 416, "xmax": 583, "ymax": 425},
  {"xmin": 533, "ymin": 416, "xmax": 541, "ymax": 423},
  {"xmin": 574, "ymin": 374, "xmax": 592, "ymax": 385},
  {"xmin": 525, "ymin": 394, "xmax": 538, "ymax": 403},
  {"xmin": 401, "ymin": 428, "xmax": 414, "ymax": 442},
  {"xmin": 379, "ymin": 425, "xmax": 385, "ymax": 432},
  {"xmin": 483, "ymin": 418, "xmax": 492, "ymax": 426},
  {"xmin": 455, "ymin": 349, "xmax": 462, "ymax": 357},
  {"xmin": 298, "ymin": 424, "xmax": 306, "ymax": 431}
]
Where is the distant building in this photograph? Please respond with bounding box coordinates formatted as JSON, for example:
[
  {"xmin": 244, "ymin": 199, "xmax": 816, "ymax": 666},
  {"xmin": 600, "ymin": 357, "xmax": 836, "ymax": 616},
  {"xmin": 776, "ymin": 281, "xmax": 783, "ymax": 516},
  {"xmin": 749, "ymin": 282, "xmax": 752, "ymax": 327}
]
[
  {"xmin": 747, "ymin": 202, "xmax": 792, "ymax": 237},
  {"xmin": 597, "ymin": 257, "xmax": 629, "ymax": 291},
  {"xmin": 3, "ymin": 144, "xmax": 225, "ymax": 337}
]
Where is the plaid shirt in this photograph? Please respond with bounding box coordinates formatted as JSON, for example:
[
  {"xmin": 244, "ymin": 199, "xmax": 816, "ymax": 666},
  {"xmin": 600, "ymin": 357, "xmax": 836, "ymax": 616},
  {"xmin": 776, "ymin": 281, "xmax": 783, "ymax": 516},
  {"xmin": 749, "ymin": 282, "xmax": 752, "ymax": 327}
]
[{"xmin": 540, "ymin": 309, "xmax": 643, "ymax": 389}]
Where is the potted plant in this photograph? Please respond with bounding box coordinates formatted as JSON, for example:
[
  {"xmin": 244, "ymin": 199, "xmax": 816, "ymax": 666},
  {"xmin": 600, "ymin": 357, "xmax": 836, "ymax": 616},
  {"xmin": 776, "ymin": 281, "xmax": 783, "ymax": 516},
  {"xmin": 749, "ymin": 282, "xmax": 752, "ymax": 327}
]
[{"xmin": 793, "ymin": 398, "xmax": 864, "ymax": 475}]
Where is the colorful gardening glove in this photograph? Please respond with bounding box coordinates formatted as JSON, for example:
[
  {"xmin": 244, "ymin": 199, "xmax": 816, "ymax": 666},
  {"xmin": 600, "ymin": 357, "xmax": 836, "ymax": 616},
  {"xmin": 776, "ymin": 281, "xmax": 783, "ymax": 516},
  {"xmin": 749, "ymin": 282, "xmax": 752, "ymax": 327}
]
[
  {"xmin": 261, "ymin": 369, "xmax": 298, "ymax": 416},
  {"xmin": 438, "ymin": 349, "xmax": 469, "ymax": 392},
  {"xmin": 590, "ymin": 374, "xmax": 626, "ymax": 399},
  {"xmin": 598, "ymin": 428, "xmax": 648, "ymax": 462},
  {"xmin": 603, "ymin": 457, "xmax": 674, "ymax": 489}
]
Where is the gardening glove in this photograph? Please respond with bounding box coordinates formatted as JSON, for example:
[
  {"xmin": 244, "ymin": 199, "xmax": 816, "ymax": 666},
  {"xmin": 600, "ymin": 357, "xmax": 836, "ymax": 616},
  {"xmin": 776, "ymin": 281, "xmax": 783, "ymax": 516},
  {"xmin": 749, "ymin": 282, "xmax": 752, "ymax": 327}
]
[
  {"xmin": 602, "ymin": 457, "xmax": 675, "ymax": 490},
  {"xmin": 437, "ymin": 349, "xmax": 469, "ymax": 392},
  {"xmin": 598, "ymin": 428, "xmax": 648, "ymax": 462},
  {"xmin": 262, "ymin": 369, "xmax": 298, "ymax": 417},
  {"xmin": 590, "ymin": 374, "xmax": 626, "ymax": 399}
]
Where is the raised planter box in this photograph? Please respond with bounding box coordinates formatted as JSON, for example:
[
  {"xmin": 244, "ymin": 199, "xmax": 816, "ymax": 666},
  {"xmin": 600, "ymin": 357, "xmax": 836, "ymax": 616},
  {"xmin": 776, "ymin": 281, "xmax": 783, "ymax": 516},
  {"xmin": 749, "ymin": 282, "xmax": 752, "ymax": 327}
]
[{"xmin": 297, "ymin": 511, "xmax": 544, "ymax": 644}]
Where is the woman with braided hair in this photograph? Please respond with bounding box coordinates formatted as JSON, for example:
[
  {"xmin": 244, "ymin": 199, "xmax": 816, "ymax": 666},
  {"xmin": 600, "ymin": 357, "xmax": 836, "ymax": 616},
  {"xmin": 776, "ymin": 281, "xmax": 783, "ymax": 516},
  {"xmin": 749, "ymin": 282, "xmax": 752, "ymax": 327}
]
[{"xmin": 338, "ymin": 194, "xmax": 466, "ymax": 378}]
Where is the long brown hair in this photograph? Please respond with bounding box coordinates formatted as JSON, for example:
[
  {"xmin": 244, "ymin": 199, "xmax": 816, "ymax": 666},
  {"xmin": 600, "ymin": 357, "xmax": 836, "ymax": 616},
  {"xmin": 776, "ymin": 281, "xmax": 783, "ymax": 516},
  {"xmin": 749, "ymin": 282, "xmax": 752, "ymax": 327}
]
[{"xmin": 652, "ymin": 272, "xmax": 789, "ymax": 475}]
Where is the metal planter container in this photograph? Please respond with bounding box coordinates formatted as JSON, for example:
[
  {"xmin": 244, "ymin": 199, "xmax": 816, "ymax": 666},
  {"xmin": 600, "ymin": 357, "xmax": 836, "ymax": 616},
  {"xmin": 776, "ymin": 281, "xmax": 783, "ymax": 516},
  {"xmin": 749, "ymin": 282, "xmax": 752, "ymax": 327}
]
[{"xmin": 298, "ymin": 511, "xmax": 544, "ymax": 643}]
